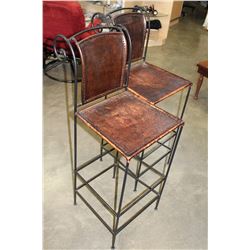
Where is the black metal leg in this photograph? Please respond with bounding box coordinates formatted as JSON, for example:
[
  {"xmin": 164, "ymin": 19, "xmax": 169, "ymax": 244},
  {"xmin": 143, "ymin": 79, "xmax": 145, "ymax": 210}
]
[
  {"xmin": 113, "ymin": 151, "xmax": 119, "ymax": 178},
  {"xmin": 180, "ymin": 86, "xmax": 191, "ymax": 120},
  {"xmin": 155, "ymin": 126, "xmax": 183, "ymax": 210},
  {"xmin": 112, "ymin": 152, "xmax": 119, "ymax": 248},
  {"xmin": 73, "ymin": 114, "xmax": 77, "ymax": 205},
  {"xmin": 64, "ymin": 80, "xmax": 75, "ymax": 203},
  {"xmin": 100, "ymin": 138, "xmax": 104, "ymax": 161},
  {"xmin": 72, "ymin": 58, "xmax": 78, "ymax": 206},
  {"xmin": 167, "ymin": 132, "xmax": 177, "ymax": 165},
  {"xmin": 167, "ymin": 86, "xmax": 190, "ymax": 164},
  {"xmin": 111, "ymin": 161, "xmax": 130, "ymax": 249},
  {"xmin": 134, "ymin": 151, "xmax": 144, "ymax": 191},
  {"xmin": 100, "ymin": 96, "xmax": 108, "ymax": 162},
  {"xmin": 157, "ymin": 148, "xmax": 169, "ymax": 201}
]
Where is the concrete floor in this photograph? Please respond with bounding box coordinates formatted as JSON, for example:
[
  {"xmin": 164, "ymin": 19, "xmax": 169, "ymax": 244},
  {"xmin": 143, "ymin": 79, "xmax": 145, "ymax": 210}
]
[{"xmin": 43, "ymin": 17, "xmax": 208, "ymax": 250}]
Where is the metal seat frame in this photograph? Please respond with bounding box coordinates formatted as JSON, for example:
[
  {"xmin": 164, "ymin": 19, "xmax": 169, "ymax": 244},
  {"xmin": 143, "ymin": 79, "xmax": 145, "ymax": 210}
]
[{"xmin": 53, "ymin": 25, "xmax": 184, "ymax": 249}]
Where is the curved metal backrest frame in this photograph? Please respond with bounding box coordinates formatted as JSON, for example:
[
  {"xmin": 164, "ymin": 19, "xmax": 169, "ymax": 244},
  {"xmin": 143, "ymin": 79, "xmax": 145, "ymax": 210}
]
[
  {"xmin": 106, "ymin": 8, "xmax": 150, "ymax": 62},
  {"xmin": 53, "ymin": 25, "xmax": 132, "ymax": 109},
  {"xmin": 91, "ymin": 12, "xmax": 113, "ymax": 27}
]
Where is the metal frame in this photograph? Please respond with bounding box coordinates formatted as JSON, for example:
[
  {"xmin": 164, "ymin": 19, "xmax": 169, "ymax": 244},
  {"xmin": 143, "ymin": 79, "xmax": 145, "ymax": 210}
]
[
  {"xmin": 53, "ymin": 25, "xmax": 184, "ymax": 249},
  {"xmin": 131, "ymin": 86, "xmax": 190, "ymax": 192},
  {"xmin": 75, "ymin": 125, "xmax": 183, "ymax": 249}
]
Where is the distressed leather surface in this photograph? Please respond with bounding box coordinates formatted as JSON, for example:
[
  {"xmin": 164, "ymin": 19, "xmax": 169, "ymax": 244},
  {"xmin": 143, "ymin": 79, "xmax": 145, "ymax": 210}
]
[
  {"xmin": 77, "ymin": 91, "xmax": 183, "ymax": 160},
  {"xmin": 128, "ymin": 62, "xmax": 192, "ymax": 104},
  {"xmin": 76, "ymin": 32, "xmax": 127, "ymax": 103},
  {"xmin": 114, "ymin": 13, "xmax": 146, "ymax": 62}
]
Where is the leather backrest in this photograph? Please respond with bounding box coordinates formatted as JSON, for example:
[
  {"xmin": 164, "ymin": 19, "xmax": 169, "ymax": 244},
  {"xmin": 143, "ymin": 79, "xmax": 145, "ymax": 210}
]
[
  {"xmin": 113, "ymin": 12, "xmax": 146, "ymax": 62},
  {"xmin": 76, "ymin": 32, "xmax": 127, "ymax": 103}
]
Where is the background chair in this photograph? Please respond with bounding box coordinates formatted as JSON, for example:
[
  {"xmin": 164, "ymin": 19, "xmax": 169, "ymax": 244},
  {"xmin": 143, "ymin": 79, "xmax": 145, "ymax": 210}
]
[
  {"xmin": 106, "ymin": 8, "xmax": 192, "ymax": 119},
  {"xmin": 43, "ymin": 0, "xmax": 101, "ymax": 82},
  {"xmin": 53, "ymin": 25, "xmax": 185, "ymax": 249}
]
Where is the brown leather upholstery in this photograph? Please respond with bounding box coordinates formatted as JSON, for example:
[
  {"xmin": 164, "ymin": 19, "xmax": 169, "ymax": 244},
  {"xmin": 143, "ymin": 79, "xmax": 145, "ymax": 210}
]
[
  {"xmin": 129, "ymin": 62, "xmax": 192, "ymax": 104},
  {"xmin": 76, "ymin": 32, "xmax": 127, "ymax": 103},
  {"xmin": 77, "ymin": 91, "xmax": 183, "ymax": 161},
  {"xmin": 112, "ymin": 11, "xmax": 191, "ymax": 105},
  {"xmin": 113, "ymin": 13, "xmax": 146, "ymax": 62}
]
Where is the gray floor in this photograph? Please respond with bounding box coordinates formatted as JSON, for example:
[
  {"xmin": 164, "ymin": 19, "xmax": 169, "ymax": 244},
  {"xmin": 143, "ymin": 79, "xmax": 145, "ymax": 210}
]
[{"xmin": 43, "ymin": 17, "xmax": 208, "ymax": 250}]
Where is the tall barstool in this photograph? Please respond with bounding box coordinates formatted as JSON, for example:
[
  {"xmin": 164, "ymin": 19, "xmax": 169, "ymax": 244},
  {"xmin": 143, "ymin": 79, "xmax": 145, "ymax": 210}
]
[
  {"xmin": 96, "ymin": 8, "xmax": 192, "ymax": 193},
  {"xmin": 104, "ymin": 7, "xmax": 192, "ymax": 117},
  {"xmin": 53, "ymin": 26, "xmax": 185, "ymax": 249}
]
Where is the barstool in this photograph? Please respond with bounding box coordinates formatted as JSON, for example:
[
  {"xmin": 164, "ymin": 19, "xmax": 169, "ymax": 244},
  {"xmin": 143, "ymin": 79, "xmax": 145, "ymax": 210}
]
[
  {"xmin": 53, "ymin": 26, "xmax": 185, "ymax": 249},
  {"xmin": 96, "ymin": 8, "xmax": 192, "ymax": 192},
  {"xmin": 104, "ymin": 7, "xmax": 192, "ymax": 118}
]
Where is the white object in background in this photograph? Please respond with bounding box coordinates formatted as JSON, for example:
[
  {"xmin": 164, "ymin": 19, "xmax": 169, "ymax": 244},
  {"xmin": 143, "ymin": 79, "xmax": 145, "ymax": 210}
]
[{"xmin": 203, "ymin": 12, "xmax": 208, "ymax": 30}]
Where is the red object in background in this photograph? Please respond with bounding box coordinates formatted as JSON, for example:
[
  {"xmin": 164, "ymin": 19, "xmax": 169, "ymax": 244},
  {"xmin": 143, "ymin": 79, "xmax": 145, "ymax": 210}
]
[{"xmin": 43, "ymin": 1, "xmax": 101, "ymax": 51}]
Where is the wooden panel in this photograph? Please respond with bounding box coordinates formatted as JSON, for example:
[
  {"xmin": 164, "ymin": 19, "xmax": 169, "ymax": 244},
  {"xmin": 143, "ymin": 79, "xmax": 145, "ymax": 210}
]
[
  {"xmin": 123, "ymin": 0, "xmax": 173, "ymax": 47},
  {"xmin": 124, "ymin": 1, "xmax": 142, "ymax": 8},
  {"xmin": 171, "ymin": 1, "xmax": 183, "ymax": 21}
]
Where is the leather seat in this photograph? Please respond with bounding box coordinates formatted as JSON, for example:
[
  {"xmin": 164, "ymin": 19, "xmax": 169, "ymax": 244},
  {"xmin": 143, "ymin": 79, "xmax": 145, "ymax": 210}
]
[
  {"xmin": 129, "ymin": 62, "xmax": 191, "ymax": 104},
  {"xmin": 77, "ymin": 91, "xmax": 183, "ymax": 161}
]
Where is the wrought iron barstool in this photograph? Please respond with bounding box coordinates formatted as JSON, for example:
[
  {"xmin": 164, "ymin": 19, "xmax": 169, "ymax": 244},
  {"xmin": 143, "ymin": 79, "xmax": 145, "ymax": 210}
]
[
  {"xmin": 105, "ymin": 8, "xmax": 192, "ymax": 118},
  {"xmin": 96, "ymin": 8, "xmax": 192, "ymax": 193},
  {"xmin": 54, "ymin": 25, "xmax": 184, "ymax": 249}
]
